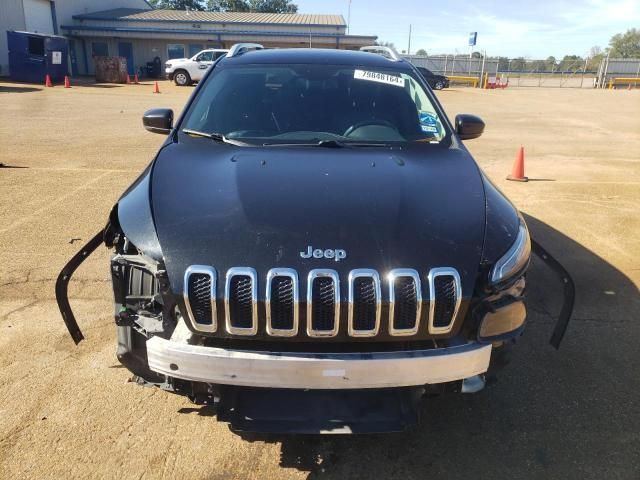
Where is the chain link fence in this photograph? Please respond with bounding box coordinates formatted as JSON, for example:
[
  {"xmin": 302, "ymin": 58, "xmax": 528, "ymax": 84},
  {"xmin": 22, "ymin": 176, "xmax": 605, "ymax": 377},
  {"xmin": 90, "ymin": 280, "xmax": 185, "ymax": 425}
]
[{"xmin": 404, "ymin": 54, "xmax": 640, "ymax": 89}]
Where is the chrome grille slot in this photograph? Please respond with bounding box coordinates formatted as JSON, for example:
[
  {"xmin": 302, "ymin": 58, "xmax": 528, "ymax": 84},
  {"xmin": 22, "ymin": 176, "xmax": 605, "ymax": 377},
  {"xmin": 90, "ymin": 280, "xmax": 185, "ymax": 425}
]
[
  {"xmin": 266, "ymin": 268, "xmax": 299, "ymax": 337},
  {"xmin": 348, "ymin": 269, "xmax": 381, "ymax": 337},
  {"xmin": 225, "ymin": 267, "xmax": 258, "ymax": 335},
  {"xmin": 183, "ymin": 265, "xmax": 217, "ymax": 333},
  {"xmin": 388, "ymin": 269, "xmax": 422, "ymax": 336},
  {"xmin": 428, "ymin": 267, "xmax": 462, "ymax": 334},
  {"xmin": 307, "ymin": 269, "xmax": 340, "ymax": 337}
]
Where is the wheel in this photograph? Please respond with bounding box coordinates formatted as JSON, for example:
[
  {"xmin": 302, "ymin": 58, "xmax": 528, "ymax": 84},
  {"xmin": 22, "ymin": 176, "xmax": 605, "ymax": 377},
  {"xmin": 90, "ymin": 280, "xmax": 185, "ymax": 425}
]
[
  {"xmin": 434, "ymin": 80, "xmax": 444, "ymax": 90},
  {"xmin": 174, "ymin": 70, "xmax": 191, "ymax": 86}
]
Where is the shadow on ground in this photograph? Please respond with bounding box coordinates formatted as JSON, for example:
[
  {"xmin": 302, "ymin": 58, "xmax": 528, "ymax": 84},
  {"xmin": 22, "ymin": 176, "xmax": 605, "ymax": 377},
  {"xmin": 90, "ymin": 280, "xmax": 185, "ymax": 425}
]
[
  {"xmin": 195, "ymin": 214, "xmax": 639, "ymax": 479},
  {"xmin": 0, "ymin": 85, "xmax": 41, "ymax": 93}
]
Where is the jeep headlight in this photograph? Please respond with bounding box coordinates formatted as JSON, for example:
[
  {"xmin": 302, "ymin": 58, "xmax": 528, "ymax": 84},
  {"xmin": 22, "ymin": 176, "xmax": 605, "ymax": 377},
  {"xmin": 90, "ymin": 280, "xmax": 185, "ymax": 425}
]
[{"xmin": 489, "ymin": 218, "xmax": 531, "ymax": 286}]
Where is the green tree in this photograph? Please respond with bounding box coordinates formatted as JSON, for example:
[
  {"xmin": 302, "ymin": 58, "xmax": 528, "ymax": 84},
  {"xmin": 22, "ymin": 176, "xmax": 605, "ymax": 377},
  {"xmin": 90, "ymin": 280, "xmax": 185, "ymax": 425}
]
[
  {"xmin": 375, "ymin": 41, "xmax": 396, "ymax": 49},
  {"xmin": 148, "ymin": 0, "xmax": 205, "ymax": 10},
  {"xmin": 510, "ymin": 57, "xmax": 526, "ymax": 72},
  {"xmin": 586, "ymin": 46, "xmax": 604, "ymax": 71},
  {"xmin": 608, "ymin": 28, "xmax": 640, "ymax": 57},
  {"xmin": 207, "ymin": 0, "xmax": 298, "ymax": 12},
  {"xmin": 558, "ymin": 55, "xmax": 583, "ymax": 72},
  {"xmin": 545, "ymin": 56, "xmax": 556, "ymax": 70},
  {"xmin": 415, "ymin": 48, "xmax": 427, "ymax": 56},
  {"xmin": 496, "ymin": 56, "xmax": 509, "ymax": 71}
]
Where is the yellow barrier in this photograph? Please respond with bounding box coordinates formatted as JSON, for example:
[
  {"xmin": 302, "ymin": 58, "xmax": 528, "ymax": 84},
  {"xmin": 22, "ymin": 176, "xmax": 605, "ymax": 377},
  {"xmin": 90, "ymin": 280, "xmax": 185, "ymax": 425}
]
[
  {"xmin": 608, "ymin": 77, "xmax": 640, "ymax": 89},
  {"xmin": 447, "ymin": 75, "xmax": 479, "ymax": 87}
]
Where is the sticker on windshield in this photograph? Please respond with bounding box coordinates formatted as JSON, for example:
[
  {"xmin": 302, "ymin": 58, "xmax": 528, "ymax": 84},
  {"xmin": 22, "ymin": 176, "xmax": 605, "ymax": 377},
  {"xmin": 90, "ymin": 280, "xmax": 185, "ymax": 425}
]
[
  {"xmin": 354, "ymin": 69, "xmax": 406, "ymax": 88},
  {"xmin": 419, "ymin": 111, "xmax": 440, "ymax": 134}
]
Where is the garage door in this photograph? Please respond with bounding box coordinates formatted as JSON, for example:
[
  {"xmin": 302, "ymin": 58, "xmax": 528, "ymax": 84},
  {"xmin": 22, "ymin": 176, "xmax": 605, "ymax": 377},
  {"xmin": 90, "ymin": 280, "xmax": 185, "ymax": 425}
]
[{"xmin": 23, "ymin": 0, "xmax": 54, "ymax": 34}]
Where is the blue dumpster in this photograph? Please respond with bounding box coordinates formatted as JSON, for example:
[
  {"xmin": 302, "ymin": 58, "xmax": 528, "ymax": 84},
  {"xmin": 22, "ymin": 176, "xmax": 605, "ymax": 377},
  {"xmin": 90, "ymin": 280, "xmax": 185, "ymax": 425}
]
[{"xmin": 7, "ymin": 31, "xmax": 69, "ymax": 83}]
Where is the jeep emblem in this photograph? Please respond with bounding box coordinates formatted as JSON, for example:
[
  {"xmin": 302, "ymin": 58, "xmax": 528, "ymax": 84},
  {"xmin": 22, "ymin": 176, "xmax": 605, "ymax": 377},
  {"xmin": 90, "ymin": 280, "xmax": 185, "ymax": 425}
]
[{"xmin": 300, "ymin": 246, "xmax": 347, "ymax": 262}]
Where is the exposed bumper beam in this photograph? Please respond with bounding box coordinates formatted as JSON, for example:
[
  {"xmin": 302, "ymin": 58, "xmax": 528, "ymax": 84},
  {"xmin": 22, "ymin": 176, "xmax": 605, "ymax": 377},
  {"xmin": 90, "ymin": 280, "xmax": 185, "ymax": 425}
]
[{"xmin": 146, "ymin": 337, "xmax": 492, "ymax": 389}]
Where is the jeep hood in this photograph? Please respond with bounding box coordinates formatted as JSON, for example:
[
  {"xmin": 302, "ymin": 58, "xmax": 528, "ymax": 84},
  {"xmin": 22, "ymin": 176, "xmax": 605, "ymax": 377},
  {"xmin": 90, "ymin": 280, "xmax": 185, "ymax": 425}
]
[{"xmin": 150, "ymin": 140, "xmax": 487, "ymax": 298}]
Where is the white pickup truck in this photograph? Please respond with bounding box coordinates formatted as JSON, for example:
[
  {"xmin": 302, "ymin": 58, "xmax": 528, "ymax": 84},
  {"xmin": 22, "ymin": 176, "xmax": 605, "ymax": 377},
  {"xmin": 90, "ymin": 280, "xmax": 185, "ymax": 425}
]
[{"xmin": 165, "ymin": 49, "xmax": 229, "ymax": 86}]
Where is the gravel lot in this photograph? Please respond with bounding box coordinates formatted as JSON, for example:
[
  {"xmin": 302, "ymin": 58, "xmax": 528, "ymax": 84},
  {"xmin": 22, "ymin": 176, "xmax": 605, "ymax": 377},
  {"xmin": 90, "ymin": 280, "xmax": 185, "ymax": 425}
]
[{"xmin": 1, "ymin": 79, "xmax": 639, "ymax": 479}]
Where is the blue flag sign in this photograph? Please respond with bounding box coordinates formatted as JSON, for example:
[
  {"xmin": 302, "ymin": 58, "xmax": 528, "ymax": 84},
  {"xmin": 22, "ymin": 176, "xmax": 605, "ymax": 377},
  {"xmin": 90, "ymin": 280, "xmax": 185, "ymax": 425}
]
[{"xmin": 469, "ymin": 32, "xmax": 477, "ymax": 47}]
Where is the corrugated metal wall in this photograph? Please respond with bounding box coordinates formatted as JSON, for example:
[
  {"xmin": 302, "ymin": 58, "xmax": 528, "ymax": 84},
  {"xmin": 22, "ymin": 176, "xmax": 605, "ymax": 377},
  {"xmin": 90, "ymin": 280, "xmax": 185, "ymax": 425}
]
[
  {"xmin": 0, "ymin": 0, "xmax": 27, "ymax": 75},
  {"xmin": 23, "ymin": 0, "xmax": 54, "ymax": 34}
]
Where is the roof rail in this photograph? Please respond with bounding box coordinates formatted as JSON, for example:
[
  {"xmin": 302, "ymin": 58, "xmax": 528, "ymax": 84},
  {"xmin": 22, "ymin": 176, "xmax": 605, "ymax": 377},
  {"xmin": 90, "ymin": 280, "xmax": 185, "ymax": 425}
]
[
  {"xmin": 227, "ymin": 43, "xmax": 264, "ymax": 58},
  {"xmin": 359, "ymin": 46, "xmax": 401, "ymax": 61}
]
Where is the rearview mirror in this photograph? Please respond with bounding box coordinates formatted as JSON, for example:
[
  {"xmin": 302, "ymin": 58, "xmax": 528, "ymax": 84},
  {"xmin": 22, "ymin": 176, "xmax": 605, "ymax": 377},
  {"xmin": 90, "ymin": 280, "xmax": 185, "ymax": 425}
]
[
  {"xmin": 455, "ymin": 114, "xmax": 485, "ymax": 140},
  {"xmin": 142, "ymin": 108, "xmax": 173, "ymax": 135}
]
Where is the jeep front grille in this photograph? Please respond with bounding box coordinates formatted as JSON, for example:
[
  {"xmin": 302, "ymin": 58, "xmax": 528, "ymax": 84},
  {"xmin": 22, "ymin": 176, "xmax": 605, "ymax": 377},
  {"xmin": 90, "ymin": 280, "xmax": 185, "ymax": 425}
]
[
  {"xmin": 183, "ymin": 266, "xmax": 217, "ymax": 332},
  {"xmin": 388, "ymin": 269, "xmax": 422, "ymax": 336},
  {"xmin": 348, "ymin": 269, "xmax": 381, "ymax": 336},
  {"xmin": 225, "ymin": 267, "xmax": 258, "ymax": 335},
  {"xmin": 307, "ymin": 270, "xmax": 340, "ymax": 337},
  {"xmin": 266, "ymin": 269, "xmax": 299, "ymax": 337},
  {"xmin": 428, "ymin": 268, "xmax": 462, "ymax": 334},
  {"xmin": 184, "ymin": 266, "xmax": 461, "ymax": 337}
]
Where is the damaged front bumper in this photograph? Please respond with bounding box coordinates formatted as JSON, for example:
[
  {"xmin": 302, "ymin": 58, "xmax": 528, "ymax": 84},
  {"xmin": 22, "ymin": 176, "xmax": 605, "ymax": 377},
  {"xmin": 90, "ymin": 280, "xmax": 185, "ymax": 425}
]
[{"xmin": 147, "ymin": 322, "xmax": 492, "ymax": 389}]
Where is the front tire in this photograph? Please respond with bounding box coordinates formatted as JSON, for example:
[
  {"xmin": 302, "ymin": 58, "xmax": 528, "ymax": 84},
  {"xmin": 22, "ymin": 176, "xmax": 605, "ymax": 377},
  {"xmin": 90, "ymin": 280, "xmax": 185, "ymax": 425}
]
[
  {"xmin": 174, "ymin": 70, "xmax": 191, "ymax": 86},
  {"xmin": 434, "ymin": 80, "xmax": 444, "ymax": 90}
]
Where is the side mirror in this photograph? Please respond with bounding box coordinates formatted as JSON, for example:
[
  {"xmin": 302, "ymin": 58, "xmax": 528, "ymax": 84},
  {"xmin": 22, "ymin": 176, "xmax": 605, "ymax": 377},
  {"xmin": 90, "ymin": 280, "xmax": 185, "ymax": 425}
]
[
  {"xmin": 142, "ymin": 108, "xmax": 173, "ymax": 135},
  {"xmin": 455, "ymin": 114, "xmax": 485, "ymax": 140}
]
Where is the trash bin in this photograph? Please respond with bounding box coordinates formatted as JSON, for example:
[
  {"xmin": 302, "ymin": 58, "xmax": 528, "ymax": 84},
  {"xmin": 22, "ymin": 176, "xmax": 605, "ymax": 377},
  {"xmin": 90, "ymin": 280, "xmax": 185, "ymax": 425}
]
[{"xmin": 7, "ymin": 31, "xmax": 69, "ymax": 83}]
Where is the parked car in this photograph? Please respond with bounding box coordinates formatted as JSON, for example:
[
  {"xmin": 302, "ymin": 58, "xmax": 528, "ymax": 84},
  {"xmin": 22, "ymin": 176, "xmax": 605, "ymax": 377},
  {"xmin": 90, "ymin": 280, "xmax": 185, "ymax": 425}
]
[
  {"xmin": 57, "ymin": 44, "xmax": 573, "ymax": 435},
  {"xmin": 416, "ymin": 66, "xmax": 450, "ymax": 89},
  {"xmin": 165, "ymin": 48, "xmax": 229, "ymax": 86}
]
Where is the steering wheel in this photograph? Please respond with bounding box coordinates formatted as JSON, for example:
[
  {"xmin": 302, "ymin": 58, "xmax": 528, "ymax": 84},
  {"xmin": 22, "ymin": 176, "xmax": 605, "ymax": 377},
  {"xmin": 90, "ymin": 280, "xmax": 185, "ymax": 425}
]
[{"xmin": 343, "ymin": 119, "xmax": 398, "ymax": 137}]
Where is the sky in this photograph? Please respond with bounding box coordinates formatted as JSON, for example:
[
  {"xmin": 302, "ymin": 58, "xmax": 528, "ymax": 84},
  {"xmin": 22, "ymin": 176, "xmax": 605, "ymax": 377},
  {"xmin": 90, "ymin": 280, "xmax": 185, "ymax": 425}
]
[{"xmin": 295, "ymin": 0, "xmax": 640, "ymax": 58}]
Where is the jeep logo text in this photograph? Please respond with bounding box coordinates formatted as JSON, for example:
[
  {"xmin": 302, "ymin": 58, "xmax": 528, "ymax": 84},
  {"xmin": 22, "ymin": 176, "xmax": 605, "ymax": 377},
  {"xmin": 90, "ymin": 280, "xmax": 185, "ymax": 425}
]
[{"xmin": 300, "ymin": 246, "xmax": 347, "ymax": 262}]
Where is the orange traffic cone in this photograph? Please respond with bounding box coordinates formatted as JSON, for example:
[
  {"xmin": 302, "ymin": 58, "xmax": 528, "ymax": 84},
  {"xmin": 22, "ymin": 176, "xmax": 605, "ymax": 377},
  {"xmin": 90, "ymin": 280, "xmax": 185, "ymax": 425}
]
[
  {"xmin": 507, "ymin": 146, "xmax": 528, "ymax": 182},
  {"xmin": 45, "ymin": 74, "xmax": 53, "ymax": 87},
  {"xmin": 126, "ymin": 74, "xmax": 131, "ymax": 84},
  {"xmin": 133, "ymin": 73, "xmax": 139, "ymax": 84},
  {"xmin": 64, "ymin": 75, "xmax": 71, "ymax": 88},
  {"xmin": 153, "ymin": 81, "xmax": 160, "ymax": 94}
]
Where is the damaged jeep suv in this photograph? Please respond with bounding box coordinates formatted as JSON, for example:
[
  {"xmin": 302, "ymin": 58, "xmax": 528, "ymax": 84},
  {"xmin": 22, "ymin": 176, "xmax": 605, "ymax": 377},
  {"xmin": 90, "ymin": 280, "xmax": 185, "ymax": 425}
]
[{"xmin": 57, "ymin": 44, "xmax": 573, "ymax": 434}]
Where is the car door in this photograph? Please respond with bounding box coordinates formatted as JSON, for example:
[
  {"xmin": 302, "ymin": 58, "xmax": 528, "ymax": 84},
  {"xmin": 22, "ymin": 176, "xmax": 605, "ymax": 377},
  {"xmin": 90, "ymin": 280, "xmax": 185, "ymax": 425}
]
[{"xmin": 193, "ymin": 51, "xmax": 214, "ymax": 80}]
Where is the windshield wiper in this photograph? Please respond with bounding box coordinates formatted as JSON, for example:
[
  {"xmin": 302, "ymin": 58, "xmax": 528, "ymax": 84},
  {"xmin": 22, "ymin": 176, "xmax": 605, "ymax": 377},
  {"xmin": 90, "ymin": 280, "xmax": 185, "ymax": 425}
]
[
  {"xmin": 264, "ymin": 139, "xmax": 389, "ymax": 148},
  {"xmin": 182, "ymin": 129, "xmax": 248, "ymax": 146}
]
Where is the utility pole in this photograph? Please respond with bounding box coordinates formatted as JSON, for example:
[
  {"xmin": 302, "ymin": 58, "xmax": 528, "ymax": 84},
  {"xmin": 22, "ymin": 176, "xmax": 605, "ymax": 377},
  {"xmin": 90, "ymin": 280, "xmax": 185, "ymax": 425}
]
[
  {"xmin": 407, "ymin": 24, "xmax": 412, "ymax": 55},
  {"xmin": 347, "ymin": 0, "xmax": 352, "ymax": 34}
]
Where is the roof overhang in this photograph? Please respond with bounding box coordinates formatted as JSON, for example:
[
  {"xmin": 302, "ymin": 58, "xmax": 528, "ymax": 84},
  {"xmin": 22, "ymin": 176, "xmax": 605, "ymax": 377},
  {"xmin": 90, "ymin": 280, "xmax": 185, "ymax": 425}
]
[{"xmin": 60, "ymin": 25, "xmax": 376, "ymax": 44}]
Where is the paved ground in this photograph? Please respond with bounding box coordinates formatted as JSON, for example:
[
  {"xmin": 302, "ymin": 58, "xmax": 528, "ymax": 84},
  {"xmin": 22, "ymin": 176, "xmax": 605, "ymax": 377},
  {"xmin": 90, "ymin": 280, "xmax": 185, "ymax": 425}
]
[{"xmin": 0, "ymin": 79, "xmax": 639, "ymax": 480}]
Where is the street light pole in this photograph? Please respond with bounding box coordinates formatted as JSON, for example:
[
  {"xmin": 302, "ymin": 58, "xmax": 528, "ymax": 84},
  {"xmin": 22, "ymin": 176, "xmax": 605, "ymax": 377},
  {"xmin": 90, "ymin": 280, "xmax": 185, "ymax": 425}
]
[
  {"xmin": 408, "ymin": 24, "xmax": 412, "ymax": 55},
  {"xmin": 347, "ymin": 0, "xmax": 352, "ymax": 34}
]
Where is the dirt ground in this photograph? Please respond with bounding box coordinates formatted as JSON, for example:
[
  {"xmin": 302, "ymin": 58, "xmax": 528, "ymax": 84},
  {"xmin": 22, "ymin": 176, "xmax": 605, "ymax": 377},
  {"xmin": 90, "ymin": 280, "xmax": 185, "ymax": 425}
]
[{"xmin": 0, "ymin": 79, "xmax": 639, "ymax": 480}]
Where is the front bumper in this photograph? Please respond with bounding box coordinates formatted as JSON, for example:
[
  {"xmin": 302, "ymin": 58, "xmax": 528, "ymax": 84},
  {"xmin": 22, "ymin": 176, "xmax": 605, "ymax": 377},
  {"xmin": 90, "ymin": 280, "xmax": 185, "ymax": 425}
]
[
  {"xmin": 165, "ymin": 71, "xmax": 174, "ymax": 81},
  {"xmin": 146, "ymin": 336, "xmax": 492, "ymax": 389}
]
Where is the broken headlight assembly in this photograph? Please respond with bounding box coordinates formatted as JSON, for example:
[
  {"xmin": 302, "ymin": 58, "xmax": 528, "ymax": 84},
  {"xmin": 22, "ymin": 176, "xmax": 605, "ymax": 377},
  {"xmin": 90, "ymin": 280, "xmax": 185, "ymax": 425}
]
[
  {"xmin": 475, "ymin": 218, "xmax": 531, "ymax": 343},
  {"xmin": 489, "ymin": 217, "xmax": 531, "ymax": 289}
]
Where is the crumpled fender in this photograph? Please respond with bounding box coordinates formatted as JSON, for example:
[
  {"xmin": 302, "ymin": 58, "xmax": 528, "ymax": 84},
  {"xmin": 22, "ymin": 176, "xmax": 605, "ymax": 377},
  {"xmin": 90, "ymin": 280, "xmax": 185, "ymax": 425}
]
[
  {"xmin": 531, "ymin": 239, "xmax": 576, "ymax": 349},
  {"xmin": 55, "ymin": 229, "xmax": 105, "ymax": 344}
]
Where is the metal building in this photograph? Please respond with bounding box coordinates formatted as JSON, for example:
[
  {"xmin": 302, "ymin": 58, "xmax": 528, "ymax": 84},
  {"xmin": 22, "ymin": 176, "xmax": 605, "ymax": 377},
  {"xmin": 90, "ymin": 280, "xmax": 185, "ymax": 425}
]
[
  {"xmin": 1, "ymin": 1, "xmax": 377, "ymax": 78},
  {"xmin": 0, "ymin": 0, "xmax": 150, "ymax": 76},
  {"xmin": 60, "ymin": 9, "xmax": 377, "ymax": 76}
]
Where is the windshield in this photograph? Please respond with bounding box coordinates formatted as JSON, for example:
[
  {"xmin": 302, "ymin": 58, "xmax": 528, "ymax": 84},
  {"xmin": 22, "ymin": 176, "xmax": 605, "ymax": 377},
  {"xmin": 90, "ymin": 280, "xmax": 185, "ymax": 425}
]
[{"xmin": 180, "ymin": 63, "xmax": 447, "ymax": 145}]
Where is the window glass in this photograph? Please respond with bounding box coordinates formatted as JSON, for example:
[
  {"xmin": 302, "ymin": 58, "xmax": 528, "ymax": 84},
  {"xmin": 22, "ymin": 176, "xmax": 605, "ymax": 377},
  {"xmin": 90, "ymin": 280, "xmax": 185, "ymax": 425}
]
[
  {"xmin": 27, "ymin": 36, "xmax": 45, "ymax": 56},
  {"xmin": 196, "ymin": 51, "xmax": 214, "ymax": 62},
  {"xmin": 189, "ymin": 44, "xmax": 203, "ymax": 57},
  {"xmin": 167, "ymin": 44, "xmax": 185, "ymax": 60},
  {"xmin": 91, "ymin": 42, "xmax": 108, "ymax": 57},
  {"xmin": 182, "ymin": 64, "xmax": 446, "ymax": 145}
]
